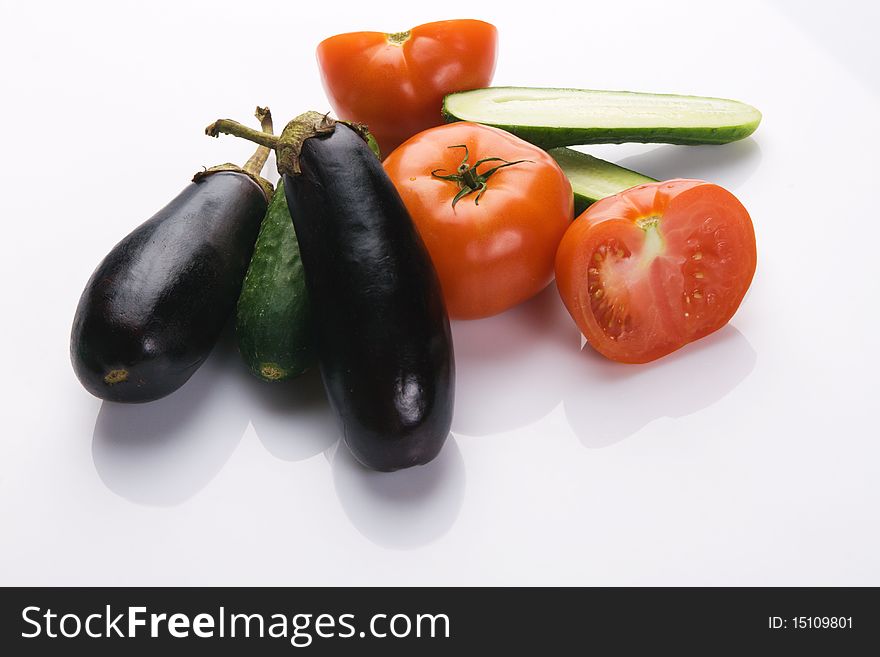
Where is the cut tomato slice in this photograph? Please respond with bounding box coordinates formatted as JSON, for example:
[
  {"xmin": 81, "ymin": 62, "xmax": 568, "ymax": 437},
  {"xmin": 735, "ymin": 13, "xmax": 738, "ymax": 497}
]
[{"xmin": 555, "ymin": 179, "xmax": 757, "ymax": 363}]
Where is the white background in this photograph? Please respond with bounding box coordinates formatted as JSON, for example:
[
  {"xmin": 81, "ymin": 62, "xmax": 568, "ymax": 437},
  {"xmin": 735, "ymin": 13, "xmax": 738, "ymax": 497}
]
[{"xmin": 1, "ymin": 0, "xmax": 878, "ymax": 585}]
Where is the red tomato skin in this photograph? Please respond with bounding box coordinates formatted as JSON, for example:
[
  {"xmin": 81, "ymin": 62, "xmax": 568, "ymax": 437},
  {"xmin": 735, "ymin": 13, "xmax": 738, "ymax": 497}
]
[
  {"xmin": 555, "ymin": 180, "xmax": 757, "ymax": 363},
  {"xmin": 384, "ymin": 122, "xmax": 574, "ymax": 320},
  {"xmin": 317, "ymin": 20, "xmax": 497, "ymax": 155}
]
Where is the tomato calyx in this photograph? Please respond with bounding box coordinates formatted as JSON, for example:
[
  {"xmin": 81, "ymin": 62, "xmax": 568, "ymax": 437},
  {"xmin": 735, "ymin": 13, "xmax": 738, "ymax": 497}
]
[
  {"xmin": 385, "ymin": 30, "xmax": 411, "ymax": 45},
  {"xmin": 430, "ymin": 144, "xmax": 532, "ymax": 208}
]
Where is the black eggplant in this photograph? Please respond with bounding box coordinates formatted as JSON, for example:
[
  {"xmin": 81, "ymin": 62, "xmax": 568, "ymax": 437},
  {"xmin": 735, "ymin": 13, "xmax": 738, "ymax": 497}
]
[
  {"xmin": 207, "ymin": 112, "xmax": 454, "ymax": 471},
  {"xmin": 71, "ymin": 108, "xmax": 275, "ymax": 403}
]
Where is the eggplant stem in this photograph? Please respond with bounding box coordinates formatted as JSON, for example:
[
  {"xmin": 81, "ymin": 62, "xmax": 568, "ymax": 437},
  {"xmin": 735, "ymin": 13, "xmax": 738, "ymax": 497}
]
[
  {"xmin": 206, "ymin": 110, "xmax": 343, "ymax": 176},
  {"xmin": 243, "ymin": 106, "xmax": 274, "ymax": 176},
  {"xmin": 206, "ymin": 118, "xmax": 281, "ymax": 150}
]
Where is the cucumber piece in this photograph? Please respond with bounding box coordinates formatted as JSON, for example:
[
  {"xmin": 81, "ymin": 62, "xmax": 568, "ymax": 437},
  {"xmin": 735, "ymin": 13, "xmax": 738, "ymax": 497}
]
[
  {"xmin": 236, "ymin": 180, "xmax": 313, "ymax": 381},
  {"xmin": 548, "ymin": 148, "xmax": 656, "ymax": 215},
  {"xmin": 443, "ymin": 87, "xmax": 762, "ymax": 148}
]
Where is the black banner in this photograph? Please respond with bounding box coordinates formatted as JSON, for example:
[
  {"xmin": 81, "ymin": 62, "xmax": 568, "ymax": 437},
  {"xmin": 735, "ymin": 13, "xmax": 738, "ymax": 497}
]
[{"xmin": 1, "ymin": 587, "xmax": 875, "ymax": 654}]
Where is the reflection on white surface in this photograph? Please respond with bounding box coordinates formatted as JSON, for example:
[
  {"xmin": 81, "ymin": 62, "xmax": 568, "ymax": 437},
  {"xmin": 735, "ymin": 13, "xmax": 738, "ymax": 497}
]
[
  {"xmin": 91, "ymin": 329, "xmax": 249, "ymax": 506},
  {"xmin": 330, "ymin": 435, "xmax": 466, "ymax": 550},
  {"xmin": 451, "ymin": 280, "xmax": 756, "ymax": 447},
  {"xmin": 615, "ymin": 139, "xmax": 763, "ymax": 190},
  {"xmin": 92, "ymin": 330, "xmax": 339, "ymax": 505},
  {"xmin": 451, "ymin": 284, "xmax": 581, "ymax": 436},
  {"xmin": 563, "ymin": 325, "xmax": 757, "ymax": 448},
  {"xmin": 235, "ymin": 367, "xmax": 337, "ymax": 462}
]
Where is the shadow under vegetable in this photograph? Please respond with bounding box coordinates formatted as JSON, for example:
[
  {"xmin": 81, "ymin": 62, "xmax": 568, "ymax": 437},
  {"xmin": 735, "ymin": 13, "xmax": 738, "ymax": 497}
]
[
  {"xmin": 562, "ymin": 325, "xmax": 758, "ymax": 448},
  {"xmin": 91, "ymin": 328, "xmax": 249, "ymax": 506},
  {"xmin": 233, "ymin": 364, "xmax": 337, "ymax": 462},
  {"xmin": 450, "ymin": 283, "xmax": 582, "ymax": 437},
  {"xmin": 615, "ymin": 139, "xmax": 763, "ymax": 191},
  {"xmin": 329, "ymin": 434, "xmax": 466, "ymax": 550}
]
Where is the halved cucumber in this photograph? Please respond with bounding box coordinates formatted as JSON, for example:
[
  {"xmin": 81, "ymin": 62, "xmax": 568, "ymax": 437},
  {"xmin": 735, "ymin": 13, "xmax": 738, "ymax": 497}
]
[
  {"xmin": 548, "ymin": 148, "xmax": 656, "ymax": 215},
  {"xmin": 443, "ymin": 87, "xmax": 762, "ymax": 148}
]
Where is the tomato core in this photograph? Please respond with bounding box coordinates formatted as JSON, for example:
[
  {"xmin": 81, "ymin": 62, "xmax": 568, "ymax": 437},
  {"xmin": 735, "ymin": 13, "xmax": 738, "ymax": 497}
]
[{"xmin": 386, "ymin": 30, "xmax": 411, "ymax": 45}]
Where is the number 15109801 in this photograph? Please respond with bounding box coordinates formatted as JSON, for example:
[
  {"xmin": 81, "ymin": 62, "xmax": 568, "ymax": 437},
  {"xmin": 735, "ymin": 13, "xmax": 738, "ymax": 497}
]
[{"xmin": 769, "ymin": 617, "xmax": 853, "ymax": 630}]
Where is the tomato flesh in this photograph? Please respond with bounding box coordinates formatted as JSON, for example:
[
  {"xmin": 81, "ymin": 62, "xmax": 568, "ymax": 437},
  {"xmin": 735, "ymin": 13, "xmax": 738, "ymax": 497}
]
[{"xmin": 555, "ymin": 180, "xmax": 756, "ymax": 363}]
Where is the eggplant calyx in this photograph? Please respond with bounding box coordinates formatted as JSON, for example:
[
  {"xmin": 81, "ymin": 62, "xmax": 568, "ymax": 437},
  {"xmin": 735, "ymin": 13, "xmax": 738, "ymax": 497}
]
[
  {"xmin": 192, "ymin": 164, "xmax": 274, "ymax": 202},
  {"xmin": 275, "ymin": 111, "xmax": 337, "ymax": 176},
  {"xmin": 276, "ymin": 112, "xmax": 379, "ymax": 174},
  {"xmin": 338, "ymin": 120, "xmax": 381, "ymax": 159}
]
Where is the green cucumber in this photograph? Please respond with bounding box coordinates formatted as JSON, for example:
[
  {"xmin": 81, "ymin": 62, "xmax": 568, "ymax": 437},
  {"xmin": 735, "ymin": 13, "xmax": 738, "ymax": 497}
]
[
  {"xmin": 548, "ymin": 148, "xmax": 656, "ymax": 215},
  {"xmin": 443, "ymin": 87, "xmax": 762, "ymax": 148},
  {"xmin": 236, "ymin": 179, "xmax": 313, "ymax": 381}
]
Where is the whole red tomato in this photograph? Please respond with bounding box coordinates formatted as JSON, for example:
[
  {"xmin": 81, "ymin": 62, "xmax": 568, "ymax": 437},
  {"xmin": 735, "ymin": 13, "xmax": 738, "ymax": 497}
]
[
  {"xmin": 317, "ymin": 19, "xmax": 497, "ymax": 155},
  {"xmin": 555, "ymin": 180, "xmax": 757, "ymax": 363},
  {"xmin": 384, "ymin": 122, "xmax": 574, "ymax": 319}
]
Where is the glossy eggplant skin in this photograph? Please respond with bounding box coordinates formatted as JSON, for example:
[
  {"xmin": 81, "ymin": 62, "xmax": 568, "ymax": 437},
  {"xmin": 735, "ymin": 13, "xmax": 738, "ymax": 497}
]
[
  {"xmin": 71, "ymin": 172, "xmax": 267, "ymax": 402},
  {"xmin": 283, "ymin": 124, "xmax": 454, "ymax": 471}
]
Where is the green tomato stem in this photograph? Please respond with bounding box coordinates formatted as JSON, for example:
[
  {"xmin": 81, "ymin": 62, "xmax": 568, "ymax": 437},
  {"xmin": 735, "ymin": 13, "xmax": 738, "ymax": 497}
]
[{"xmin": 430, "ymin": 144, "xmax": 532, "ymax": 208}]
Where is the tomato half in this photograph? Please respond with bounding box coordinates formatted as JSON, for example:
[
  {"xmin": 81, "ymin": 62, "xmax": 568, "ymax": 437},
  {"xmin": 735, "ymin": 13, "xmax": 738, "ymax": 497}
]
[
  {"xmin": 316, "ymin": 19, "xmax": 497, "ymax": 156},
  {"xmin": 555, "ymin": 180, "xmax": 756, "ymax": 363},
  {"xmin": 384, "ymin": 122, "xmax": 573, "ymax": 320}
]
